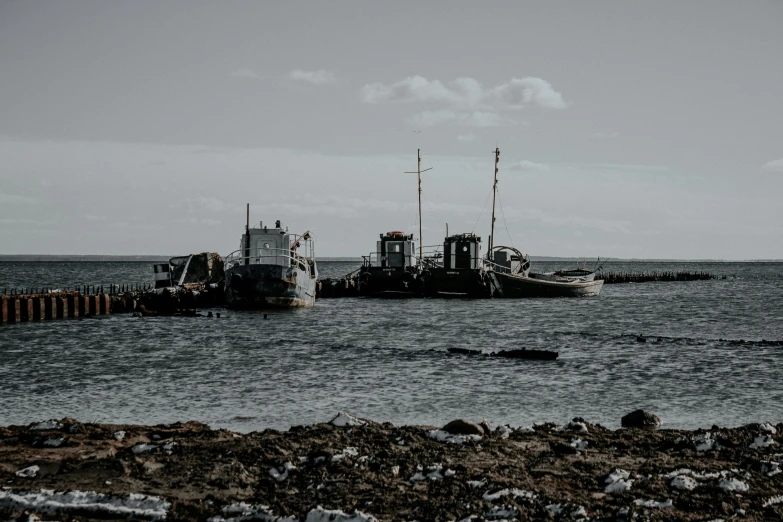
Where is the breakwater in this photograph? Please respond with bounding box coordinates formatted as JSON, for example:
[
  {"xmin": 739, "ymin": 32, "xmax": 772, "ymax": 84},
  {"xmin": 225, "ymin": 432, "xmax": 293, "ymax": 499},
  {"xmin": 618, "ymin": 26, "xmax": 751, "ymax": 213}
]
[
  {"xmin": 314, "ymin": 270, "xmax": 724, "ymax": 298},
  {"xmin": 1, "ymin": 291, "xmax": 111, "ymax": 325},
  {"xmin": 597, "ymin": 271, "xmax": 723, "ymax": 284},
  {"xmin": 0, "ymin": 283, "xmax": 222, "ymax": 324},
  {"xmin": 1, "ymin": 270, "xmax": 726, "ymax": 323}
]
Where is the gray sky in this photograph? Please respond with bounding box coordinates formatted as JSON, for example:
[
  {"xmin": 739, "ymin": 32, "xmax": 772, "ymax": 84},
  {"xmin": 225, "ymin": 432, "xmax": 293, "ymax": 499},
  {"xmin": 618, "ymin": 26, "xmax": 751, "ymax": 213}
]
[{"xmin": 1, "ymin": 1, "xmax": 781, "ymax": 259}]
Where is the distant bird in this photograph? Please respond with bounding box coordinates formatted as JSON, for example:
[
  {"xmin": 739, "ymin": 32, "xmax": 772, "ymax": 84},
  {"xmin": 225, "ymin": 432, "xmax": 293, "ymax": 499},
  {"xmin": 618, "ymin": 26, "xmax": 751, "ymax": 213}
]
[{"xmin": 413, "ymin": 130, "xmax": 421, "ymax": 134}]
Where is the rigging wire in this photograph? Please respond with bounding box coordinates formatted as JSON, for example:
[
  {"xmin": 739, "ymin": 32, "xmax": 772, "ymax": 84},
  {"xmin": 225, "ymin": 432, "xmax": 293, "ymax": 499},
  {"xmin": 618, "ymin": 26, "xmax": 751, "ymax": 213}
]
[
  {"xmin": 471, "ymin": 188, "xmax": 494, "ymax": 235},
  {"xmin": 496, "ymin": 188, "xmax": 516, "ymax": 249}
]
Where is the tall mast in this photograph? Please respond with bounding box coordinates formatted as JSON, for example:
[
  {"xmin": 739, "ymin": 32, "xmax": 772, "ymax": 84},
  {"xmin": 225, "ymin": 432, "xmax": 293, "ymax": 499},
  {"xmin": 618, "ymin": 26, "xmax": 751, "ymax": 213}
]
[
  {"xmin": 405, "ymin": 148, "xmax": 432, "ymax": 264},
  {"xmin": 489, "ymin": 147, "xmax": 500, "ymax": 258},
  {"xmin": 418, "ymin": 149, "xmax": 423, "ymax": 264}
]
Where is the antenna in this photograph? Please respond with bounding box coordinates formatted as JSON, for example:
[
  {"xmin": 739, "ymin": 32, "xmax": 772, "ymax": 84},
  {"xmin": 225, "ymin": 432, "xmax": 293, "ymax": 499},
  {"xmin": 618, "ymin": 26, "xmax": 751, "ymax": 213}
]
[
  {"xmin": 488, "ymin": 148, "xmax": 500, "ymax": 258},
  {"xmin": 405, "ymin": 148, "xmax": 433, "ymax": 264}
]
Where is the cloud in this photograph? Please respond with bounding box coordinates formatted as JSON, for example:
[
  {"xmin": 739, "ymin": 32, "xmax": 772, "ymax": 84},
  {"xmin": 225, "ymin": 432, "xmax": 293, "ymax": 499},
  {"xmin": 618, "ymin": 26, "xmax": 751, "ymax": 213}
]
[
  {"xmin": 362, "ymin": 75, "xmax": 566, "ymax": 109},
  {"xmin": 591, "ymin": 132, "xmax": 619, "ymax": 139},
  {"xmin": 508, "ymin": 160, "xmax": 550, "ymax": 171},
  {"xmin": 290, "ymin": 69, "xmax": 337, "ymax": 85},
  {"xmin": 762, "ymin": 159, "xmax": 783, "ymax": 172},
  {"xmin": 408, "ymin": 110, "xmax": 516, "ymax": 128},
  {"xmin": 230, "ymin": 68, "xmax": 262, "ymax": 80},
  {"xmin": 457, "ymin": 133, "xmax": 477, "ymax": 142},
  {"xmin": 185, "ymin": 197, "xmax": 225, "ymax": 213},
  {"xmin": 593, "ymin": 163, "xmax": 670, "ymax": 172},
  {"xmin": 0, "ymin": 190, "xmax": 38, "ymax": 205},
  {"xmin": 489, "ymin": 78, "xmax": 567, "ymax": 109}
]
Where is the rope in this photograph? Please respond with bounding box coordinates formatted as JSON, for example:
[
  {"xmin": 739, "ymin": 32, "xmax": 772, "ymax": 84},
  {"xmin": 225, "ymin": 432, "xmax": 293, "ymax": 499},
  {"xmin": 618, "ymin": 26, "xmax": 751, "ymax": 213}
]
[
  {"xmin": 496, "ymin": 189, "xmax": 516, "ymax": 249},
  {"xmin": 471, "ymin": 188, "xmax": 494, "ymax": 234}
]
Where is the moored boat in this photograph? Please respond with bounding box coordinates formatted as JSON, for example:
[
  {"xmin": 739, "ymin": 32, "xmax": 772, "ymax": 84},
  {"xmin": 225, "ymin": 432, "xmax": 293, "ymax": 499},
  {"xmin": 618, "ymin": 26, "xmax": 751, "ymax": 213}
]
[
  {"xmin": 489, "ymin": 270, "xmax": 604, "ymax": 298},
  {"xmin": 481, "ymin": 148, "xmax": 603, "ymax": 298},
  {"xmin": 359, "ymin": 231, "xmax": 420, "ymax": 297},
  {"xmin": 420, "ymin": 233, "xmax": 491, "ymax": 298},
  {"xmin": 224, "ymin": 207, "xmax": 317, "ymax": 308}
]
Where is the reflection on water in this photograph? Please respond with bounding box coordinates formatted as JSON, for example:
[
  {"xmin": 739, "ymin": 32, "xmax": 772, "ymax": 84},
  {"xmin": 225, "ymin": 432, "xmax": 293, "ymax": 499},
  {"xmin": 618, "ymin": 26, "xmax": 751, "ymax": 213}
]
[{"xmin": 1, "ymin": 261, "xmax": 782, "ymax": 431}]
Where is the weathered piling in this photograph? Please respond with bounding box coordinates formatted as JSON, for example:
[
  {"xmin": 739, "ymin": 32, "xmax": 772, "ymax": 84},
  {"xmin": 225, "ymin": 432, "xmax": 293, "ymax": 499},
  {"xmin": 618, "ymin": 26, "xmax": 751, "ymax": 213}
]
[
  {"xmin": 597, "ymin": 271, "xmax": 723, "ymax": 284},
  {"xmin": 0, "ymin": 290, "xmax": 114, "ymax": 326},
  {"xmin": 316, "ymin": 275, "xmax": 360, "ymax": 298}
]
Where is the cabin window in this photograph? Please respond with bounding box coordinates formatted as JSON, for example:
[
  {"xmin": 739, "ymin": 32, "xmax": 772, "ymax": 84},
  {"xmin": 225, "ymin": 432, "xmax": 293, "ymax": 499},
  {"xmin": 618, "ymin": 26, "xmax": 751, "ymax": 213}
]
[{"xmin": 388, "ymin": 244, "xmax": 401, "ymax": 253}]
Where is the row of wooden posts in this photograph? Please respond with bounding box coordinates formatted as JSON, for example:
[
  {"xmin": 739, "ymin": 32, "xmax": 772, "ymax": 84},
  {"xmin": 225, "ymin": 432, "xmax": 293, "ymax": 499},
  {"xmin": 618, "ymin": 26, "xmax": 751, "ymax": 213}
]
[
  {"xmin": 1, "ymin": 293, "xmax": 111, "ymax": 325},
  {"xmin": 2, "ymin": 283, "xmax": 153, "ymax": 297},
  {"xmin": 596, "ymin": 271, "xmax": 722, "ymax": 284}
]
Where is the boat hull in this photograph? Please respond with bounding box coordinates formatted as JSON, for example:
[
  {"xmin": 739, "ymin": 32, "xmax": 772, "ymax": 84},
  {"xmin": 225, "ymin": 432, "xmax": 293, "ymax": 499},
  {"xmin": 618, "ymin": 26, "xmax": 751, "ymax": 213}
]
[
  {"xmin": 421, "ymin": 268, "xmax": 491, "ymax": 298},
  {"xmin": 489, "ymin": 271, "xmax": 603, "ymax": 298},
  {"xmin": 359, "ymin": 266, "xmax": 421, "ymax": 297},
  {"xmin": 225, "ymin": 264, "xmax": 316, "ymax": 309}
]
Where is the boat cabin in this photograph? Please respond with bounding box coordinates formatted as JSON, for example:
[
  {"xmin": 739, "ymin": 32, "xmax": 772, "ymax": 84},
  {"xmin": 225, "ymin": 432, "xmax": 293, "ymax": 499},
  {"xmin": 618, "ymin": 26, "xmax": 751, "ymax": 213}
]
[
  {"xmin": 231, "ymin": 220, "xmax": 314, "ymax": 273},
  {"xmin": 442, "ymin": 233, "xmax": 481, "ymax": 270},
  {"xmin": 370, "ymin": 231, "xmax": 417, "ymax": 268}
]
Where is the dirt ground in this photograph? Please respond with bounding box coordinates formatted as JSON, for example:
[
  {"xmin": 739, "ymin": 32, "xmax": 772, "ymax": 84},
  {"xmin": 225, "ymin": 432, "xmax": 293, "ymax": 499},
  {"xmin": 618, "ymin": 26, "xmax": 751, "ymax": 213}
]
[{"xmin": 1, "ymin": 415, "xmax": 782, "ymax": 521}]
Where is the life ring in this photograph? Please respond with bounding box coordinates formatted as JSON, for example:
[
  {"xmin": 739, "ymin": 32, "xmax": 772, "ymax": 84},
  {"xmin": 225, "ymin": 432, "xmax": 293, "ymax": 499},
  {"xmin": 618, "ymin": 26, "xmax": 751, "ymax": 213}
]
[{"xmin": 386, "ymin": 231, "xmax": 405, "ymax": 237}]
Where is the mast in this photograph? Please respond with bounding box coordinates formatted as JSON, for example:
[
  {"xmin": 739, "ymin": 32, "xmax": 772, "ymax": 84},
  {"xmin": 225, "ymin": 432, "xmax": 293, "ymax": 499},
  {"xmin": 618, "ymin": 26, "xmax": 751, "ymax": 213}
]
[
  {"xmin": 417, "ymin": 149, "xmax": 423, "ymax": 265},
  {"xmin": 244, "ymin": 203, "xmax": 250, "ymax": 266},
  {"xmin": 489, "ymin": 147, "xmax": 500, "ymax": 258},
  {"xmin": 405, "ymin": 149, "xmax": 432, "ymax": 264}
]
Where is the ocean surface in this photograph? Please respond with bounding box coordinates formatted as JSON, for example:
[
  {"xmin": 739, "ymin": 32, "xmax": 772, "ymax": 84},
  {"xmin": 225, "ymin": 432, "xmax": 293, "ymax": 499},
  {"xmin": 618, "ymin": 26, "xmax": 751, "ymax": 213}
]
[{"xmin": 1, "ymin": 260, "xmax": 782, "ymax": 432}]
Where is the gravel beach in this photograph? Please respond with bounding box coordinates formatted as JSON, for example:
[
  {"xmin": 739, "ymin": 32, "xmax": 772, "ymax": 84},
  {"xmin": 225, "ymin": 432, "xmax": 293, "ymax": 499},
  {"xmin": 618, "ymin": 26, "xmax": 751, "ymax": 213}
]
[{"xmin": 1, "ymin": 415, "xmax": 782, "ymax": 521}]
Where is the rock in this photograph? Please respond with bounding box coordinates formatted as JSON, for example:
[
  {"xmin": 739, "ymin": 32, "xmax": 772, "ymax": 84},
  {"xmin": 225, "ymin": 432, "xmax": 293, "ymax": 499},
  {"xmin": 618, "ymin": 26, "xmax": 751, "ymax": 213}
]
[
  {"xmin": 480, "ymin": 418, "xmax": 492, "ymax": 436},
  {"xmin": 621, "ymin": 410, "xmax": 661, "ymax": 429},
  {"xmin": 442, "ymin": 419, "xmax": 484, "ymax": 436}
]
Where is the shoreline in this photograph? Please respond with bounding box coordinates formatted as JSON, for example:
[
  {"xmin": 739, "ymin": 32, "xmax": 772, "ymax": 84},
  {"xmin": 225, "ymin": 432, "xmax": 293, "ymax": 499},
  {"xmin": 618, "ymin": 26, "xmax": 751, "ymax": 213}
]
[{"xmin": 1, "ymin": 415, "xmax": 782, "ymax": 521}]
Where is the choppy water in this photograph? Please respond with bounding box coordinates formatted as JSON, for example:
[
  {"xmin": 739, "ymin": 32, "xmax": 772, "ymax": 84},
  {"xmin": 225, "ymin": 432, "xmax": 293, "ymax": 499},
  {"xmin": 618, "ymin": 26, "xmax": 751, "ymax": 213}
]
[{"xmin": 1, "ymin": 260, "xmax": 782, "ymax": 432}]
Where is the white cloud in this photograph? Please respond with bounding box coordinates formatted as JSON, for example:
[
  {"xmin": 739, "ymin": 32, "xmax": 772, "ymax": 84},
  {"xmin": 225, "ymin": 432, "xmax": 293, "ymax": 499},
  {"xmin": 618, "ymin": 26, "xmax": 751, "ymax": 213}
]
[
  {"xmin": 762, "ymin": 159, "xmax": 783, "ymax": 172},
  {"xmin": 408, "ymin": 110, "xmax": 516, "ymax": 128},
  {"xmin": 230, "ymin": 68, "xmax": 262, "ymax": 80},
  {"xmin": 362, "ymin": 75, "xmax": 566, "ymax": 109},
  {"xmin": 290, "ymin": 69, "xmax": 337, "ymax": 85},
  {"xmin": 362, "ymin": 76, "xmax": 458, "ymax": 104},
  {"xmin": 508, "ymin": 160, "xmax": 550, "ymax": 171},
  {"xmin": 457, "ymin": 133, "xmax": 477, "ymax": 142},
  {"xmin": 185, "ymin": 197, "xmax": 225, "ymax": 213},
  {"xmin": 593, "ymin": 163, "xmax": 670, "ymax": 172},
  {"xmin": 490, "ymin": 77, "xmax": 567, "ymax": 109},
  {"xmin": 0, "ymin": 190, "xmax": 38, "ymax": 205}
]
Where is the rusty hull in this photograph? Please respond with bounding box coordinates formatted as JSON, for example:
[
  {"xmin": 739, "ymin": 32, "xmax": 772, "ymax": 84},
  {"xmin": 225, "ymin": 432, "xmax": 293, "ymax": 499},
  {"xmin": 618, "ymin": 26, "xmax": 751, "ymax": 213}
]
[{"xmin": 225, "ymin": 264, "xmax": 316, "ymax": 309}]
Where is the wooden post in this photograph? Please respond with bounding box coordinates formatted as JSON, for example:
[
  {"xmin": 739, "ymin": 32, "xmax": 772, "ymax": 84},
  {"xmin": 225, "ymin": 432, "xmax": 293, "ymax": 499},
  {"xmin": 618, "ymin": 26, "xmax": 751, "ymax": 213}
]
[
  {"xmin": 1, "ymin": 298, "xmax": 7, "ymax": 325},
  {"xmin": 79, "ymin": 295, "xmax": 88, "ymax": 316},
  {"xmin": 33, "ymin": 297, "xmax": 45, "ymax": 321},
  {"xmin": 10, "ymin": 299, "xmax": 21, "ymax": 323},
  {"xmin": 44, "ymin": 296, "xmax": 54, "ymax": 319},
  {"xmin": 99, "ymin": 294, "xmax": 110, "ymax": 315},
  {"xmin": 67, "ymin": 294, "xmax": 79, "ymax": 318},
  {"xmin": 89, "ymin": 295, "xmax": 99, "ymax": 316},
  {"xmin": 20, "ymin": 298, "xmax": 34, "ymax": 322},
  {"xmin": 56, "ymin": 297, "xmax": 68, "ymax": 319}
]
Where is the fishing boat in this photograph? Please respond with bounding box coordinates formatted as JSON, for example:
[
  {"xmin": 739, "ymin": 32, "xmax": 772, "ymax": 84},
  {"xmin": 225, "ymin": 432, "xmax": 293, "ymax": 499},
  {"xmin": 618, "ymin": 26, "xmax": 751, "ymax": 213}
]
[
  {"xmin": 224, "ymin": 206, "xmax": 317, "ymax": 308},
  {"xmin": 358, "ymin": 231, "xmax": 420, "ymax": 297},
  {"xmin": 482, "ymin": 149, "xmax": 603, "ymax": 298},
  {"xmin": 420, "ymin": 233, "xmax": 491, "ymax": 298}
]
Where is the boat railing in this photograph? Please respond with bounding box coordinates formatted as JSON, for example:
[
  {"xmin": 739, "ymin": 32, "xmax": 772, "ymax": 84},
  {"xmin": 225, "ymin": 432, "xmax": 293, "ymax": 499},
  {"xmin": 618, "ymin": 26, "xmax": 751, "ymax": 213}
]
[
  {"xmin": 225, "ymin": 248, "xmax": 313, "ymax": 273},
  {"xmin": 483, "ymin": 258, "xmax": 516, "ymax": 275},
  {"xmin": 362, "ymin": 253, "xmax": 417, "ymax": 268}
]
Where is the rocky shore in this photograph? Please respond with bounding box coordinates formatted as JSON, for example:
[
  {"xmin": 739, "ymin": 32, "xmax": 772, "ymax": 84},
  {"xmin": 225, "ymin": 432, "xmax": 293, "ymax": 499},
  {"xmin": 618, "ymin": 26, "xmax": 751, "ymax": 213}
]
[{"xmin": 1, "ymin": 414, "xmax": 782, "ymax": 521}]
